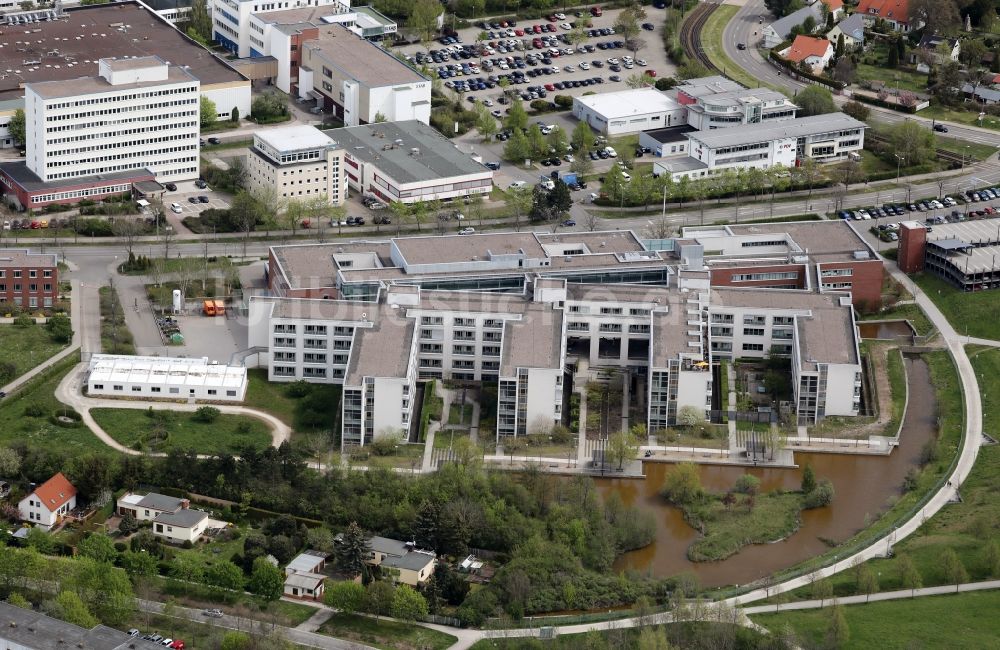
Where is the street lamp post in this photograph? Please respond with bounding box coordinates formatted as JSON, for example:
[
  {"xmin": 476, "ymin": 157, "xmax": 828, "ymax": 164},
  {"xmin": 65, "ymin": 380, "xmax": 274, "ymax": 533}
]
[{"xmin": 895, "ymin": 154, "xmax": 904, "ymax": 185}]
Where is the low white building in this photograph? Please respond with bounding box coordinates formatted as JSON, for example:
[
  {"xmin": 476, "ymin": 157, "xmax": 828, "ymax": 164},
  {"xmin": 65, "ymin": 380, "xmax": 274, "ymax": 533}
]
[
  {"xmin": 117, "ymin": 492, "xmax": 189, "ymax": 523},
  {"xmin": 86, "ymin": 354, "xmax": 248, "ymax": 402},
  {"xmin": 326, "ymin": 120, "xmax": 492, "ymax": 205},
  {"xmin": 152, "ymin": 508, "xmax": 209, "ymax": 544},
  {"xmin": 17, "ymin": 473, "xmax": 77, "ymax": 531},
  {"xmin": 572, "ymin": 88, "xmax": 686, "ymax": 135},
  {"xmin": 654, "ymin": 113, "xmax": 867, "ymax": 180},
  {"xmin": 247, "ymin": 125, "xmax": 346, "ymax": 208}
]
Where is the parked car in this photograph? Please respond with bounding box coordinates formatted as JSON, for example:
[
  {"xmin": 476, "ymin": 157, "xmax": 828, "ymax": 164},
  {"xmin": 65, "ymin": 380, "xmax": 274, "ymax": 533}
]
[
  {"xmin": 170, "ymin": 202, "xmax": 183, "ymax": 214},
  {"xmin": 194, "ymin": 179, "xmax": 208, "ymax": 189},
  {"xmin": 459, "ymin": 227, "xmax": 476, "ymax": 234},
  {"xmin": 188, "ymin": 196, "xmax": 200, "ymax": 204},
  {"xmin": 207, "ymin": 137, "xmax": 221, "ymax": 145},
  {"xmin": 373, "ymin": 216, "xmax": 392, "ymax": 225},
  {"xmin": 562, "ymin": 219, "xmax": 576, "ymax": 226},
  {"xmin": 198, "ymin": 195, "xmax": 210, "ymax": 203},
  {"xmin": 164, "ymin": 183, "xmax": 177, "ymax": 191},
  {"xmin": 933, "ymin": 123, "xmax": 948, "ymax": 132}
]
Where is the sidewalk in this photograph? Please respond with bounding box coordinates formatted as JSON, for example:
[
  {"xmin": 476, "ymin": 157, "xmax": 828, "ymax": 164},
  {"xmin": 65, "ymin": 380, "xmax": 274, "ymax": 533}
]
[{"xmin": 743, "ymin": 580, "xmax": 1000, "ymax": 615}]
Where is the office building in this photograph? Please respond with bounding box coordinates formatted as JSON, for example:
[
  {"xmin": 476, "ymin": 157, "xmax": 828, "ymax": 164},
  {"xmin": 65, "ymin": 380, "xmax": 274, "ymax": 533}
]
[
  {"xmin": 247, "ymin": 125, "xmax": 346, "ymax": 207},
  {"xmin": 212, "ymin": 0, "xmax": 348, "ymax": 56},
  {"xmin": 654, "ymin": 113, "xmax": 866, "ymax": 180},
  {"xmin": 0, "ymin": 249, "xmax": 59, "ymax": 310},
  {"xmin": 324, "ymin": 120, "xmax": 491, "ymax": 204},
  {"xmin": 249, "ymin": 226, "xmax": 866, "ymax": 445},
  {"xmin": 572, "ymin": 88, "xmax": 686, "ymax": 135}
]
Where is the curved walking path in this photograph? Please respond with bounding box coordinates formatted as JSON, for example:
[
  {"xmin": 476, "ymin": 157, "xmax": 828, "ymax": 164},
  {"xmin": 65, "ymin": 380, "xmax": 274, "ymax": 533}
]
[
  {"xmin": 54, "ymin": 362, "xmax": 291, "ymax": 456},
  {"xmin": 444, "ymin": 261, "xmax": 984, "ymax": 648}
]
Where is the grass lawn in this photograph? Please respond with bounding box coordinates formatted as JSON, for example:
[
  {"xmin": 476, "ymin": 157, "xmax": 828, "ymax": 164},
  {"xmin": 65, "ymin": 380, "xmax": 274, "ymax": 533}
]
[
  {"xmin": 447, "ymin": 402, "xmax": 473, "ymax": 426},
  {"xmin": 912, "ymin": 272, "xmax": 1000, "ymax": 340},
  {"xmin": 244, "ymin": 368, "xmax": 299, "ymax": 426},
  {"xmin": 935, "ymin": 135, "xmax": 999, "ymax": 163},
  {"xmin": 99, "ymin": 286, "xmax": 136, "ymax": 355},
  {"xmin": 859, "ymin": 302, "xmax": 934, "ymax": 337},
  {"xmin": 0, "ymin": 353, "xmax": 111, "ymax": 452},
  {"xmin": 856, "ymin": 63, "xmax": 928, "ymax": 94},
  {"xmin": 752, "ymin": 590, "xmax": 1000, "ymax": 650},
  {"xmin": 150, "ymin": 576, "xmax": 317, "ymax": 627},
  {"xmin": 348, "ymin": 442, "xmax": 425, "ymax": 470},
  {"xmin": 91, "ymin": 407, "xmax": 271, "ymax": 454},
  {"xmin": 319, "ymin": 613, "xmax": 457, "ymax": 650},
  {"xmin": 470, "ymin": 622, "xmax": 770, "ymax": 649},
  {"xmin": 0, "ymin": 322, "xmax": 68, "ymax": 384},
  {"xmin": 886, "ymin": 347, "xmax": 906, "ymax": 434},
  {"xmin": 922, "ymin": 104, "xmax": 1000, "ymax": 132},
  {"xmin": 766, "ymin": 350, "xmax": 966, "ymax": 600},
  {"xmin": 433, "ymin": 429, "xmax": 470, "ymax": 450},
  {"xmin": 680, "ymin": 491, "xmax": 806, "ymax": 562},
  {"xmin": 698, "ymin": 4, "xmax": 772, "ymax": 92},
  {"xmin": 122, "ymin": 256, "xmax": 238, "ymax": 277}
]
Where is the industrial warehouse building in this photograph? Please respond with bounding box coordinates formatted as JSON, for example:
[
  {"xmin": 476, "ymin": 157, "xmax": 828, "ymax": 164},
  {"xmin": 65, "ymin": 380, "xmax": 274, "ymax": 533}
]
[
  {"xmin": 86, "ymin": 354, "xmax": 248, "ymax": 402},
  {"xmin": 572, "ymin": 88, "xmax": 686, "ymax": 135},
  {"xmin": 248, "ymin": 221, "xmax": 873, "ymax": 446}
]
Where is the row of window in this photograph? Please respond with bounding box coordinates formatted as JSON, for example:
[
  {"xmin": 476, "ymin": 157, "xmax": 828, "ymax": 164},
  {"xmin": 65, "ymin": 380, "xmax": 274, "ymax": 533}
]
[
  {"xmin": 92, "ymin": 383, "xmax": 238, "ymax": 397},
  {"xmin": 731, "ymin": 271, "xmax": 798, "ymax": 282},
  {"xmin": 0, "ymin": 297, "xmax": 53, "ymax": 308},
  {"xmin": 49, "ymin": 132, "xmax": 197, "ymax": 159},
  {"xmin": 48, "ymin": 162, "xmax": 197, "ymax": 181},
  {"xmin": 46, "ymin": 146, "xmax": 197, "ymax": 169},
  {"xmin": 0, "ymin": 269, "xmax": 52, "ymax": 279},
  {"xmin": 46, "ymin": 113, "xmax": 198, "ymax": 143},
  {"xmin": 33, "ymin": 183, "xmax": 132, "ymax": 203},
  {"xmin": 45, "ymin": 98, "xmax": 197, "ymax": 122},
  {"xmin": 0, "ymin": 284, "xmax": 54, "ymax": 293},
  {"xmin": 45, "ymin": 85, "xmax": 197, "ymax": 111}
]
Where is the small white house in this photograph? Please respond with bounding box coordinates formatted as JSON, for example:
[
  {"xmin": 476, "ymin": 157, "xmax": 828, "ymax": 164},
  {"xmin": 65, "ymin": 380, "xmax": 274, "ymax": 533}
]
[
  {"xmin": 117, "ymin": 492, "xmax": 189, "ymax": 523},
  {"xmin": 86, "ymin": 354, "xmax": 248, "ymax": 402},
  {"xmin": 17, "ymin": 473, "xmax": 76, "ymax": 531},
  {"xmin": 782, "ymin": 35, "xmax": 834, "ymax": 74},
  {"xmin": 152, "ymin": 508, "xmax": 209, "ymax": 544},
  {"xmin": 284, "ymin": 572, "xmax": 326, "ymax": 601}
]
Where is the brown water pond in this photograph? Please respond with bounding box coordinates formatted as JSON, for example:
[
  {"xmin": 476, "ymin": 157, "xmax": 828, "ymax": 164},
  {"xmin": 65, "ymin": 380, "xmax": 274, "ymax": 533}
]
[
  {"xmin": 858, "ymin": 320, "xmax": 916, "ymax": 340},
  {"xmin": 596, "ymin": 355, "xmax": 937, "ymax": 588}
]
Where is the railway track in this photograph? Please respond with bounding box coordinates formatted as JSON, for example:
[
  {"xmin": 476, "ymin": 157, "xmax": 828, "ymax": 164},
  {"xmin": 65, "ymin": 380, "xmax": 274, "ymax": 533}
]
[{"xmin": 679, "ymin": 1, "xmax": 721, "ymax": 74}]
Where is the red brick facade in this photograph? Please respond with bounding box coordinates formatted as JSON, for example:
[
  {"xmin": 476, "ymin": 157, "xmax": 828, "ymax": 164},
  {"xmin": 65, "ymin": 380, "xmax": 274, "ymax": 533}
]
[
  {"xmin": 709, "ymin": 264, "xmax": 808, "ymax": 291},
  {"xmin": 0, "ymin": 250, "xmax": 59, "ymax": 311},
  {"xmin": 897, "ymin": 222, "xmax": 927, "ymax": 274}
]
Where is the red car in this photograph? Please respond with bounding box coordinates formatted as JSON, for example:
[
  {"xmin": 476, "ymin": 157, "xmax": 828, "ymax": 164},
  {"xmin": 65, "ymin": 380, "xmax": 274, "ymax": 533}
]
[
  {"xmin": 546, "ymin": 24, "xmax": 556, "ymax": 32},
  {"xmin": 545, "ymin": 83, "xmax": 555, "ymax": 91},
  {"xmin": 645, "ymin": 69, "xmax": 657, "ymax": 77},
  {"xmin": 533, "ymin": 24, "xmax": 542, "ymax": 33},
  {"xmin": 547, "ymin": 14, "xmax": 557, "ymax": 21},
  {"xmin": 514, "ymin": 28, "xmax": 524, "ymax": 36},
  {"xmin": 591, "ymin": 6, "xmax": 603, "ymax": 16}
]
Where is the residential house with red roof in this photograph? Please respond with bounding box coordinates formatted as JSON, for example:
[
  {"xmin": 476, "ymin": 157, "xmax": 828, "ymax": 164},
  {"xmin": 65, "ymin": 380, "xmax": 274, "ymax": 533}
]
[
  {"xmin": 856, "ymin": 0, "xmax": 920, "ymax": 32},
  {"xmin": 17, "ymin": 472, "xmax": 77, "ymax": 530},
  {"xmin": 783, "ymin": 35, "xmax": 835, "ymax": 74}
]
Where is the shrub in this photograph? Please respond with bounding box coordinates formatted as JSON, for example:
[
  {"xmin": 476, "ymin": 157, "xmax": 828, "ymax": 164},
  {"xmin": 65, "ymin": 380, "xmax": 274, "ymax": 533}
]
[
  {"xmin": 285, "ymin": 380, "xmax": 312, "ymax": 398},
  {"xmin": 803, "ymin": 479, "xmax": 835, "ymax": 508},
  {"xmin": 13, "ymin": 313, "xmax": 33, "ymax": 328},
  {"xmin": 370, "ymin": 434, "xmax": 402, "ymax": 457},
  {"xmin": 553, "ymin": 95, "xmax": 573, "ymax": 108},
  {"xmin": 193, "ymin": 406, "xmax": 221, "ymax": 423},
  {"xmin": 530, "ymin": 99, "xmax": 549, "ymax": 112},
  {"xmin": 23, "ymin": 403, "xmax": 46, "ymax": 418},
  {"xmin": 733, "ymin": 474, "xmax": 760, "ymax": 495}
]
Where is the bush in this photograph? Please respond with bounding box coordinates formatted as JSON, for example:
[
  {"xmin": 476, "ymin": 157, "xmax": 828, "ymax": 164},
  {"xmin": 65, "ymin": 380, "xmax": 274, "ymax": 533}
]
[
  {"xmin": 285, "ymin": 380, "xmax": 312, "ymax": 398},
  {"xmin": 370, "ymin": 435, "xmax": 402, "ymax": 457},
  {"xmin": 13, "ymin": 313, "xmax": 33, "ymax": 328},
  {"xmin": 74, "ymin": 218, "xmax": 114, "ymax": 237},
  {"xmin": 23, "ymin": 403, "xmax": 46, "ymax": 418},
  {"xmin": 803, "ymin": 479, "xmax": 835, "ymax": 508},
  {"xmin": 530, "ymin": 99, "xmax": 549, "ymax": 112},
  {"xmin": 553, "ymin": 95, "xmax": 573, "ymax": 108},
  {"xmin": 655, "ymin": 77, "xmax": 678, "ymax": 90},
  {"xmin": 193, "ymin": 406, "xmax": 221, "ymax": 423},
  {"xmin": 733, "ymin": 474, "xmax": 760, "ymax": 495}
]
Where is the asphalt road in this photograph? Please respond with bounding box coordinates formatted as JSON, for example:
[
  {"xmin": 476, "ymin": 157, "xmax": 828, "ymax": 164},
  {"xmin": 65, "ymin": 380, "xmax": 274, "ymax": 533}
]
[{"xmin": 720, "ymin": 0, "xmax": 1000, "ymax": 146}]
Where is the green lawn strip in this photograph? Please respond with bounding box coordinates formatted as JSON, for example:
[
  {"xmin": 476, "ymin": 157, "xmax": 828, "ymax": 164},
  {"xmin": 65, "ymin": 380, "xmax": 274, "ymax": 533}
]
[
  {"xmin": 99, "ymin": 286, "xmax": 136, "ymax": 355},
  {"xmin": 764, "ymin": 350, "xmax": 965, "ymax": 602},
  {"xmin": 433, "ymin": 429, "xmax": 470, "ymax": 450},
  {"xmin": 698, "ymin": 5, "xmax": 772, "ymax": 92},
  {"xmin": 244, "ymin": 369, "xmax": 298, "ymax": 426},
  {"xmin": 447, "ymin": 402, "xmax": 473, "ymax": 426},
  {"xmin": 912, "ymin": 273, "xmax": 1000, "ymax": 340},
  {"xmin": 470, "ymin": 621, "xmax": 770, "ymax": 649},
  {"xmin": 681, "ymin": 491, "xmax": 806, "ymax": 562},
  {"xmin": 921, "ymin": 105, "xmax": 1000, "ymax": 132},
  {"xmin": 934, "ymin": 135, "xmax": 998, "ymax": 162},
  {"xmin": 90, "ymin": 407, "xmax": 271, "ymax": 455},
  {"xmin": 858, "ymin": 302, "xmax": 934, "ymax": 337},
  {"xmin": 886, "ymin": 347, "xmax": 906, "ymax": 434},
  {"xmin": 121, "ymin": 256, "xmax": 238, "ymax": 277},
  {"xmin": 124, "ymin": 612, "xmax": 238, "ymax": 649},
  {"xmin": 0, "ymin": 353, "xmax": 110, "ymax": 452},
  {"xmin": 0, "ymin": 322, "xmax": 68, "ymax": 383},
  {"xmin": 855, "ymin": 63, "xmax": 928, "ymax": 94},
  {"xmin": 752, "ymin": 590, "xmax": 1000, "ymax": 650},
  {"xmin": 319, "ymin": 613, "xmax": 457, "ymax": 650},
  {"xmin": 150, "ymin": 576, "xmax": 317, "ymax": 626}
]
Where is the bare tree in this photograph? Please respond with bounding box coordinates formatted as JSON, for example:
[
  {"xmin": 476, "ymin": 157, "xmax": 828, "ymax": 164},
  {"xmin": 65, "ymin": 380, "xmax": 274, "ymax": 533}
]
[
  {"xmin": 585, "ymin": 212, "xmax": 600, "ymax": 232},
  {"xmin": 643, "ymin": 216, "xmax": 673, "ymax": 239},
  {"xmin": 112, "ymin": 218, "xmax": 144, "ymax": 264}
]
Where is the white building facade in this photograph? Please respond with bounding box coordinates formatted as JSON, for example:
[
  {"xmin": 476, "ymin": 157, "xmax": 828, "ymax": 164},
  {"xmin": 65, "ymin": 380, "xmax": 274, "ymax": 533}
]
[
  {"xmin": 247, "ymin": 125, "xmax": 346, "ymax": 207},
  {"xmin": 24, "ymin": 57, "xmax": 200, "ymax": 184},
  {"xmin": 86, "ymin": 354, "xmax": 248, "ymax": 402},
  {"xmin": 572, "ymin": 88, "xmax": 686, "ymax": 135},
  {"xmin": 212, "ymin": 0, "xmax": 349, "ymax": 56}
]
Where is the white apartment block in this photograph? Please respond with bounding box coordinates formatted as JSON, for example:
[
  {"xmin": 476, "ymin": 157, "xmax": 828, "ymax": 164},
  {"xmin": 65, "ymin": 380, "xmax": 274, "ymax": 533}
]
[
  {"xmin": 25, "ymin": 57, "xmax": 199, "ymax": 183},
  {"xmin": 683, "ymin": 88, "xmax": 798, "ymax": 131},
  {"xmin": 212, "ymin": 0, "xmax": 349, "ymax": 56},
  {"xmin": 247, "ymin": 124, "xmax": 346, "ymax": 207}
]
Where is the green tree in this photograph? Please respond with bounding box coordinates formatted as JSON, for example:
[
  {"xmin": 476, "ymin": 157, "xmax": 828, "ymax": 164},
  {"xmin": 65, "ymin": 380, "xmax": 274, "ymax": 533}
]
[
  {"xmin": 67, "ymin": 557, "xmax": 135, "ymax": 626},
  {"xmin": 801, "ymin": 464, "xmax": 817, "ymax": 493},
  {"xmin": 247, "ymin": 556, "xmax": 284, "ymax": 601},
  {"xmin": 408, "ymin": 0, "xmax": 442, "ymax": 43},
  {"xmin": 676, "ymin": 404, "xmax": 703, "ymax": 427},
  {"xmin": 733, "ymin": 474, "xmax": 760, "ymax": 496},
  {"xmin": 251, "ymin": 89, "xmax": 289, "ymax": 121},
  {"xmin": 503, "ymin": 128, "xmax": 530, "ymax": 163},
  {"xmin": 891, "ymin": 120, "xmax": 936, "ymax": 166},
  {"xmin": 661, "ymin": 462, "xmax": 703, "ymax": 504},
  {"xmin": 547, "ymin": 126, "xmax": 569, "ymax": 154},
  {"xmin": 507, "ymin": 186, "xmax": 532, "ymax": 231},
  {"xmin": 795, "ymin": 85, "xmax": 837, "ymax": 116},
  {"xmin": 637, "ymin": 626, "xmax": 673, "ymax": 650},
  {"xmin": 0, "ymin": 447, "xmax": 21, "ymax": 477},
  {"xmin": 474, "ymin": 103, "xmax": 498, "ymax": 141},
  {"xmin": 602, "ymin": 164, "xmax": 626, "ymax": 203},
  {"xmin": 526, "ymin": 124, "xmax": 547, "ymax": 161},
  {"xmin": 220, "ymin": 632, "xmax": 252, "ymax": 650},
  {"xmin": 504, "ymin": 98, "xmax": 527, "ymax": 132},
  {"xmin": 365, "ymin": 580, "xmax": 395, "ymax": 619},
  {"xmin": 825, "ymin": 602, "xmax": 850, "ymax": 649},
  {"xmin": 170, "ymin": 554, "xmax": 205, "ymax": 583},
  {"xmin": 835, "ymin": 33, "xmax": 845, "ymax": 59},
  {"xmin": 390, "ymin": 584, "xmax": 429, "ymax": 621},
  {"xmin": 983, "ymin": 539, "xmax": 1000, "ymax": 578},
  {"xmin": 48, "ymin": 591, "xmax": 98, "ymax": 629},
  {"xmin": 334, "ymin": 522, "xmax": 371, "ymax": 578},
  {"xmin": 77, "ymin": 534, "xmax": 118, "ymax": 564},
  {"xmin": 842, "ymin": 100, "xmax": 870, "ymax": 121},
  {"xmin": 188, "ymin": 0, "xmax": 212, "ymax": 42},
  {"xmin": 607, "ymin": 430, "xmax": 639, "ymax": 470},
  {"xmin": 570, "ymin": 153, "xmax": 593, "ymax": 177},
  {"xmin": 120, "ymin": 550, "xmax": 158, "ymax": 579},
  {"xmin": 572, "ymin": 120, "xmax": 595, "ymax": 153},
  {"xmin": 804, "ymin": 478, "xmax": 835, "ymax": 508},
  {"xmin": 897, "ymin": 552, "xmax": 922, "ymax": 596},
  {"xmin": 205, "ymin": 561, "xmax": 246, "ymax": 591},
  {"xmin": 46, "ymin": 313, "xmax": 73, "ymax": 344},
  {"xmin": 200, "ymin": 95, "xmax": 218, "ymax": 128},
  {"xmin": 7, "ymin": 108, "xmax": 25, "ymax": 146},
  {"xmin": 325, "ymin": 580, "xmax": 366, "ymax": 615},
  {"xmin": 942, "ymin": 548, "xmax": 968, "ymax": 590},
  {"xmin": 856, "ymin": 563, "xmax": 879, "ymax": 602}
]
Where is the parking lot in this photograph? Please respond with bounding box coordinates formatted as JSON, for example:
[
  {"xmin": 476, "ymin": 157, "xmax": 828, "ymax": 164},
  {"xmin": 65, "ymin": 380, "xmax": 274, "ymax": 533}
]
[
  {"xmin": 394, "ymin": 5, "xmax": 677, "ymax": 106},
  {"xmin": 841, "ymin": 187, "xmax": 1000, "ymax": 243}
]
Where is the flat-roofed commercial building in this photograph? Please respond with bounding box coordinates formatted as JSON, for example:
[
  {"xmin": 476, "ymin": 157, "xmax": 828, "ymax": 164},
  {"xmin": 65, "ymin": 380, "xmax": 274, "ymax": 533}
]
[
  {"xmin": 325, "ymin": 120, "xmax": 491, "ymax": 205},
  {"xmin": 0, "ymin": 248, "xmax": 59, "ymax": 310},
  {"xmin": 211, "ymin": 0, "xmax": 347, "ymax": 56},
  {"xmin": 247, "ymin": 124, "xmax": 346, "ymax": 207},
  {"xmin": 249, "ymin": 228, "xmax": 866, "ymax": 445},
  {"xmin": 86, "ymin": 354, "xmax": 248, "ymax": 401},
  {"xmin": 0, "ymin": 2, "xmax": 250, "ymax": 150},
  {"xmin": 572, "ymin": 88, "xmax": 686, "ymax": 135},
  {"xmin": 301, "ymin": 29, "xmax": 430, "ymax": 125}
]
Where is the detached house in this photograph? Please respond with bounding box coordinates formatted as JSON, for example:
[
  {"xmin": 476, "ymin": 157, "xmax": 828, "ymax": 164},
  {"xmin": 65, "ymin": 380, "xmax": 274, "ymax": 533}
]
[
  {"xmin": 827, "ymin": 13, "xmax": 866, "ymax": 50},
  {"xmin": 18, "ymin": 473, "xmax": 76, "ymax": 531},
  {"xmin": 283, "ymin": 550, "xmax": 329, "ymax": 601},
  {"xmin": 783, "ymin": 35, "xmax": 834, "ymax": 74},
  {"xmin": 336, "ymin": 534, "xmax": 437, "ymax": 586},
  {"xmin": 912, "ymin": 34, "xmax": 961, "ymax": 71},
  {"xmin": 856, "ymin": 0, "xmax": 920, "ymax": 32},
  {"xmin": 116, "ymin": 491, "xmax": 209, "ymax": 544}
]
